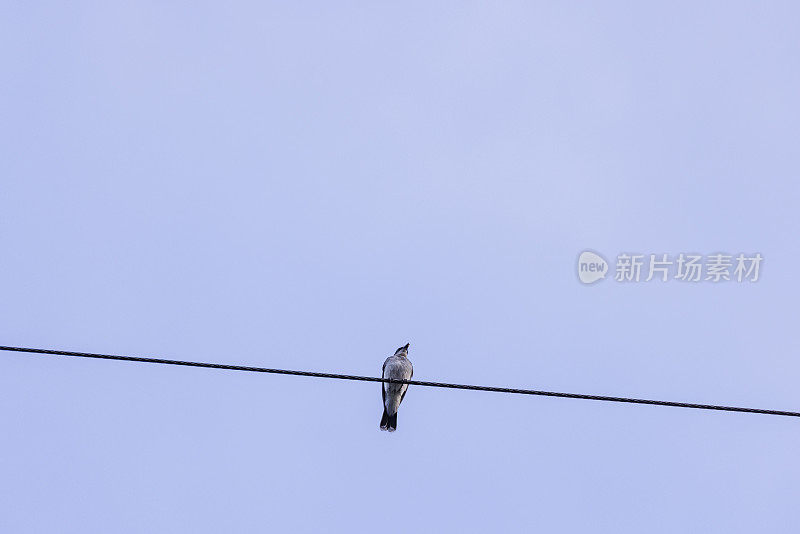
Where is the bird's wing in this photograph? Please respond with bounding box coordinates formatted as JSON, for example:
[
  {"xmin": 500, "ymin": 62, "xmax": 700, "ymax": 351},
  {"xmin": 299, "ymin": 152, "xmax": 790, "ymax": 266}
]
[
  {"xmin": 398, "ymin": 361, "xmax": 413, "ymax": 404},
  {"xmin": 381, "ymin": 359, "xmax": 388, "ymax": 403}
]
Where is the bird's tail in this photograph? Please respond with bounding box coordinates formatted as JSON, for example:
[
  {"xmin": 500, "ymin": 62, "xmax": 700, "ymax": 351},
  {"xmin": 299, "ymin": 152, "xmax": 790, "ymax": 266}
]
[
  {"xmin": 380, "ymin": 408, "xmax": 389, "ymax": 431},
  {"xmin": 387, "ymin": 413, "xmax": 397, "ymax": 432}
]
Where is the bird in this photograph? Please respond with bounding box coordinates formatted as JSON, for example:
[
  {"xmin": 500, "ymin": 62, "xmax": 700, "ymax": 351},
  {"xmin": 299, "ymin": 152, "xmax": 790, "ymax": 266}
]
[{"xmin": 380, "ymin": 343, "xmax": 413, "ymax": 432}]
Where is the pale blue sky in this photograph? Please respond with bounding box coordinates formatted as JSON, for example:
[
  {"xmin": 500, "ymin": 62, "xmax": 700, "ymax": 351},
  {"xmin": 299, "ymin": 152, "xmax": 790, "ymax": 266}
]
[{"xmin": 2, "ymin": 2, "xmax": 799, "ymax": 532}]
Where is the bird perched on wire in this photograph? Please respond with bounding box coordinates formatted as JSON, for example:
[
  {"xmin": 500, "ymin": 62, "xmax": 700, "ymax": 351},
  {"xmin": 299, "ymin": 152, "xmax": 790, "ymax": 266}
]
[{"xmin": 380, "ymin": 343, "xmax": 413, "ymax": 432}]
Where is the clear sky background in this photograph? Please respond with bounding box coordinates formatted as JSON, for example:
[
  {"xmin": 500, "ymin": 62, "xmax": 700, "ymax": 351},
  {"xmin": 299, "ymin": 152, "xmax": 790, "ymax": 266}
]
[{"xmin": 2, "ymin": 2, "xmax": 799, "ymax": 532}]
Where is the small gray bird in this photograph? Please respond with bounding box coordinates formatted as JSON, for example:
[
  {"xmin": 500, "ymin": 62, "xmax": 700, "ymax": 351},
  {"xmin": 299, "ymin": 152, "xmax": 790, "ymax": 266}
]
[{"xmin": 380, "ymin": 343, "xmax": 413, "ymax": 432}]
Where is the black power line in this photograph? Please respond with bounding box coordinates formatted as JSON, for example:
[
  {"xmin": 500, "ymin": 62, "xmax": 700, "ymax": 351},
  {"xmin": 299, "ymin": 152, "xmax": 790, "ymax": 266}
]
[{"xmin": 2, "ymin": 344, "xmax": 798, "ymax": 418}]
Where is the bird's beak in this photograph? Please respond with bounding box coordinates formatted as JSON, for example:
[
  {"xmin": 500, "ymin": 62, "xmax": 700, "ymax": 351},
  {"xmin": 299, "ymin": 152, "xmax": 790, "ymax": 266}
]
[{"xmin": 404, "ymin": 343, "xmax": 410, "ymax": 350}]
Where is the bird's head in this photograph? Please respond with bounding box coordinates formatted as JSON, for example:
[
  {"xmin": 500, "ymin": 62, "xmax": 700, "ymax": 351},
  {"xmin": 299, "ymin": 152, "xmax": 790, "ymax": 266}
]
[{"xmin": 394, "ymin": 343, "xmax": 410, "ymax": 356}]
